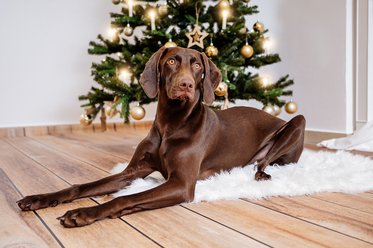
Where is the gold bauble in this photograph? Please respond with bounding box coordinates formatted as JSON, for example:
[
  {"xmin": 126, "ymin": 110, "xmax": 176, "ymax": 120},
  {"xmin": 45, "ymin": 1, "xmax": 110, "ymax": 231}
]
[
  {"xmin": 240, "ymin": 43, "xmax": 254, "ymax": 58},
  {"xmin": 123, "ymin": 24, "xmax": 134, "ymax": 36},
  {"xmin": 164, "ymin": 39, "xmax": 177, "ymax": 48},
  {"xmin": 262, "ymin": 105, "xmax": 275, "ymax": 116},
  {"xmin": 253, "ymin": 21, "xmax": 265, "ymax": 33},
  {"xmin": 159, "ymin": 4, "xmax": 168, "ymax": 16},
  {"xmin": 214, "ymin": 82, "xmax": 228, "ymax": 96},
  {"xmin": 273, "ymin": 105, "xmax": 281, "ymax": 116},
  {"xmin": 112, "ymin": 0, "xmax": 121, "ymax": 5},
  {"xmin": 285, "ymin": 101, "xmax": 298, "ymax": 114},
  {"xmin": 130, "ymin": 105, "xmax": 146, "ymax": 120},
  {"xmin": 80, "ymin": 114, "xmax": 93, "ymax": 126},
  {"xmin": 205, "ymin": 44, "xmax": 219, "ymax": 57}
]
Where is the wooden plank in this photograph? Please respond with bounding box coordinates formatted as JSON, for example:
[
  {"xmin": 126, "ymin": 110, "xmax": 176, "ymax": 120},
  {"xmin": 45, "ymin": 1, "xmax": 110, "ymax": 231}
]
[
  {"xmin": 0, "ymin": 139, "xmax": 158, "ymax": 247},
  {"xmin": 47, "ymin": 125, "xmax": 72, "ymax": 135},
  {"xmin": 5, "ymin": 136, "xmax": 268, "ymax": 247},
  {"xmin": 311, "ymin": 192, "xmax": 373, "ymax": 214},
  {"xmin": 0, "ymin": 168, "xmax": 58, "ymax": 248},
  {"xmin": 71, "ymin": 123, "xmax": 94, "ymax": 133},
  {"xmin": 123, "ymin": 205, "xmax": 267, "ymax": 248},
  {"xmin": 248, "ymin": 196, "xmax": 373, "ymax": 243},
  {"xmin": 5, "ymin": 137, "xmax": 108, "ymax": 184},
  {"xmin": 184, "ymin": 200, "xmax": 371, "ymax": 248},
  {"xmin": 24, "ymin": 126, "xmax": 49, "ymax": 137},
  {"xmin": 30, "ymin": 135, "xmax": 127, "ymax": 172},
  {"xmin": 0, "ymin": 127, "xmax": 24, "ymax": 138},
  {"xmin": 53, "ymin": 132, "xmax": 141, "ymax": 159}
]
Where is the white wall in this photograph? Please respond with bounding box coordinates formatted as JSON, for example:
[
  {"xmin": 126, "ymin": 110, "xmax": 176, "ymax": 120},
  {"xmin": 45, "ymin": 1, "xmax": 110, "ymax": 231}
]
[
  {"xmin": 244, "ymin": 0, "xmax": 354, "ymax": 133},
  {"xmin": 0, "ymin": 0, "xmax": 118, "ymax": 127},
  {"xmin": 0, "ymin": 0, "xmax": 358, "ymax": 133}
]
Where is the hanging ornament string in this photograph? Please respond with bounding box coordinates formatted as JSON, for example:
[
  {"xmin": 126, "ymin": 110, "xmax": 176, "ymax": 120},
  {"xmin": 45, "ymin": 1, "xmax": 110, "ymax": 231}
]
[{"xmin": 186, "ymin": 3, "xmax": 208, "ymax": 48}]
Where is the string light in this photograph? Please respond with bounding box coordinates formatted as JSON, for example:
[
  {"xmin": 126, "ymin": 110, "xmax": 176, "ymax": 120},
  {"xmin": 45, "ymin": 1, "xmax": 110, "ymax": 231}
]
[
  {"xmin": 148, "ymin": 9, "xmax": 156, "ymax": 31},
  {"xmin": 221, "ymin": 9, "xmax": 229, "ymax": 30},
  {"xmin": 107, "ymin": 27, "xmax": 118, "ymax": 42}
]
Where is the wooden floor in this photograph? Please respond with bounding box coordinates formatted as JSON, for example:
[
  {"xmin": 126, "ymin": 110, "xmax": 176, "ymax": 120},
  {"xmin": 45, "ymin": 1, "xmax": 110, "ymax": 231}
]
[{"xmin": 0, "ymin": 128, "xmax": 372, "ymax": 248}]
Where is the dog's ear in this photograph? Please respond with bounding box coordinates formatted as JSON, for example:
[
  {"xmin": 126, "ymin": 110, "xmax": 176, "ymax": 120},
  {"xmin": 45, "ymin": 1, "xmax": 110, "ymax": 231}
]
[
  {"xmin": 201, "ymin": 52, "xmax": 222, "ymax": 105},
  {"xmin": 139, "ymin": 47, "xmax": 167, "ymax": 98}
]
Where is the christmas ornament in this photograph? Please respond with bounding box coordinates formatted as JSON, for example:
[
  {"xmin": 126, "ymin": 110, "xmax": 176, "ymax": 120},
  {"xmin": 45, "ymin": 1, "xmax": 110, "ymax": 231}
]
[
  {"xmin": 262, "ymin": 105, "xmax": 275, "ymax": 116},
  {"xmin": 253, "ymin": 21, "xmax": 265, "ymax": 32},
  {"xmin": 285, "ymin": 101, "xmax": 298, "ymax": 114},
  {"xmin": 273, "ymin": 105, "xmax": 281, "ymax": 116},
  {"xmin": 104, "ymin": 101, "xmax": 119, "ymax": 118},
  {"xmin": 238, "ymin": 27, "xmax": 248, "ymax": 35},
  {"xmin": 240, "ymin": 42, "xmax": 254, "ymax": 58},
  {"xmin": 205, "ymin": 42, "xmax": 218, "ymax": 57},
  {"xmin": 186, "ymin": 6, "xmax": 208, "ymax": 48},
  {"xmin": 214, "ymin": 82, "xmax": 228, "ymax": 96},
  {"xmin": 130, "ymin": 105, "xmax": 146, "ymax": 120},
  {"xmin": 80, "ymin": 114, "xmax": 93, "ymax": 126},
  {"xmin": 164, "ymin": 39, "xmax": 177, "ymax": 48},
  {"xmin": 159, "ymin": 4, "xmax": 168, "ymax": 16},
  {"xmin": 112, "ymin": 0, "xmax": 121, "ymax": 5},
  {"xmin": 123, "ymin": 24, "xmax": 134, "ymax": 36}
]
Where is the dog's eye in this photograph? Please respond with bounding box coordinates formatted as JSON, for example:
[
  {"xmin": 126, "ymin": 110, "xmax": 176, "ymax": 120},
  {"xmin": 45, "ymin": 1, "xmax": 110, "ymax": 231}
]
[
  {"xmin": 167, "ymin": 59, "xmax": 175, "ymax": 65},
  {"xmin": 194, "ymin": 63, "xmax": 201, "ymax": 69}
]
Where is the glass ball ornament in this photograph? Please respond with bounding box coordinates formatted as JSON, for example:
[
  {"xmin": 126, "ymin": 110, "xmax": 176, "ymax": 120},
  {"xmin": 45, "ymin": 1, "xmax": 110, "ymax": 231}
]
[
  {"xmin": 164, "ymin": 39, "xmax": 177, "ymax": 48},
  {"xmin": 130, "ymin": 105, "xmax": 146, "ymax": 120},
  {"xmin": 262, "ymin": 105, "xmax": 275, "ymax": 116},
  {"xmin": 80, "ymin": 114, "xmax": 93, "ymax": 126},
  {"xmin": 253, "ymin": 21, "xmax": 265, "ymax": 33},
  {"xmin": 240, "ymin": 43, "xmax": 254, "ymax": 58},
  {"xmin": 205, "ymin": 43, "xmax": 219, "ymax": 57},
  {"xmin": 273, "ymin": 105, "xmax": 281, "ymax": 116},
  {"xmin": 285, "ymin": 101, "xmax": 298, "ymax": 114},
  {"xmin": 214, "ymin": 82, "xmax": 228, "ymax": 97},
  {"xmin": 123, "ymin": 24, "xmax": 134, "ymax": 36},
  {"xmin": 112, "ymin": 0, "xmax": 121, "ymax": 5},
  {"xmin": 159, "ymin": 4, "xmax": 168, "ymax": 16}
]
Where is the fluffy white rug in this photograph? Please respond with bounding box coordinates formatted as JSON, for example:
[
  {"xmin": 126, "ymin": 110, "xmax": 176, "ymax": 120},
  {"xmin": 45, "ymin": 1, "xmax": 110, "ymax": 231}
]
[{"xmin": 111, "ymin": 149, "xmax": 373, "ymax": 202}]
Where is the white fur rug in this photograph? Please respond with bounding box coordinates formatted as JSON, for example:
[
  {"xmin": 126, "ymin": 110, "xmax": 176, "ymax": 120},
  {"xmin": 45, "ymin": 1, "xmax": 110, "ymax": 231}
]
[{"xmin": 111, "ymin": 149, "xmax": 373, "ymax": 202}]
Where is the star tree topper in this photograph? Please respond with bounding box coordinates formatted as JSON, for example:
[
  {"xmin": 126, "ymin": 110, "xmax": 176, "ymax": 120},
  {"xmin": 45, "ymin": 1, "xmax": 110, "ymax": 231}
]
[{"xmin": 185, "ymin": 4, "xmax": 208, "ymax": 49}]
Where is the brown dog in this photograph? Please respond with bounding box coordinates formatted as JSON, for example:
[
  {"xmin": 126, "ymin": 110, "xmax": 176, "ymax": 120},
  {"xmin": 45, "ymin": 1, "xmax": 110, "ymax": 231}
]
[{"xmin": 17, "ymin": 47, "xmax": 305, "ymax": 227}]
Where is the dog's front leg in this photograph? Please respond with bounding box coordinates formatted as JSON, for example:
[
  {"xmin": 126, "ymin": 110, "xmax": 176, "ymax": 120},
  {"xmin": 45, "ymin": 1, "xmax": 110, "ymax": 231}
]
[
  {"xmin": 18, "ymin": 127, "xmax": 162, "ymax": 211},
  {"xmin": 57, "ymin": 177, "xmax": 195, "ymax": 228}
]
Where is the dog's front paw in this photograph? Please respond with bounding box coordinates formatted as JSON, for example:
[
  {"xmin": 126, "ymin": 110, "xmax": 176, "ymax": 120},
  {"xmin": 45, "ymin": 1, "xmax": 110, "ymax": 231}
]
[
  {"xmin": 255, "ymin": 171, "xmax": 271, "ymax": 181},
  {"xmin": 57, "ymin": 207, "xmax": 98, "ymax": 228},
  {"xmin": 17, "ymin": 194, "xmax": 59, "ymax": 211}
]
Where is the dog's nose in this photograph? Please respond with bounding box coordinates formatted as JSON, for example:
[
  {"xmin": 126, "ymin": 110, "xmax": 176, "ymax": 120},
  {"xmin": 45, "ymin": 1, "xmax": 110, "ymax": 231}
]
[{"xmin": 179, "ymin": 79, "xmax": 194, "ymax": 90}]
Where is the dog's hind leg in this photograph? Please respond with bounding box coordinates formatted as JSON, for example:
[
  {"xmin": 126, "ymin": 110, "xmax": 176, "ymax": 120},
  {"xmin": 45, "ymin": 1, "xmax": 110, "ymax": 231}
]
[{"xmin": 250, "ymin": 115, "xmax": 305, "ymax": 181}]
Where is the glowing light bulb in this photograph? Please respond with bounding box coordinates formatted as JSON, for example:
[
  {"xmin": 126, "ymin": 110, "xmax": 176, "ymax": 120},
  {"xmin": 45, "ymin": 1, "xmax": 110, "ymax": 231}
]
[
  {"xmin": 262, "ymin": 38, "xmax": 272, "ymax": 52},
  {"xmin": 148, "ymin": 9, "xmax": 156, "ymax": 31},
  {"xmin": 260, "ymin": 75, "xmax": 272, "ymax": 88},
  {"xmin": 107, "ymin": 27, "xmax": 117, "ymax": 41},
  {"xmin": 127, "ymin": 0, "xmax": 133, "ymax": 17},
  {"xmin": 118, "ymin": 68, "xmax": 132, "ymax": 85},
  {"xmin": 221, "ymin": 9, "xmax": 229, "ymax": 30}
]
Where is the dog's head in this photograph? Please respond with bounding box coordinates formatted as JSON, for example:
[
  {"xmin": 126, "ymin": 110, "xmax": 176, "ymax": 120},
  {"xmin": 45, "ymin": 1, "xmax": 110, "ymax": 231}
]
[{"xmin": 139, "ymin": 47, "xmax": 222, "ymax": 105}]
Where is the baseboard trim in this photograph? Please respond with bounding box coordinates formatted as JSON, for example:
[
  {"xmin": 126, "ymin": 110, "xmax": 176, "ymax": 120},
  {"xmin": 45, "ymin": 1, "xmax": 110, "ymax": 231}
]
[
  {"xmin": 304, "ymin": 130, "xmax": 347, "ymax": 145},
  {"xmin": 0, "ymin": 121, "xmax": 154, "ymax": 138}
]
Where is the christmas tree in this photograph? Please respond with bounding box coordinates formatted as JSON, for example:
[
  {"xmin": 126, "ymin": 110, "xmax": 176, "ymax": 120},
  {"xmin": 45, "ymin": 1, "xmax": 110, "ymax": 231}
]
[{"xmin": 79, "ymin": 0, "xmax": 296, "ymax": 127}]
